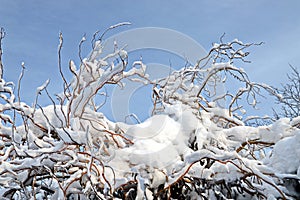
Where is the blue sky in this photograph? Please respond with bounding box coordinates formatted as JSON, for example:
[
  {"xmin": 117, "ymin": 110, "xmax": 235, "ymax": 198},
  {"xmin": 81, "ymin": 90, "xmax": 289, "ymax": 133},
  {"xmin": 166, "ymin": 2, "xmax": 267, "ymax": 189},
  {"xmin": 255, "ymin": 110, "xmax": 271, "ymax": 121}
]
[{"xmin": 1, "ymin": 1, "xmax": 300, "ymax": 121}]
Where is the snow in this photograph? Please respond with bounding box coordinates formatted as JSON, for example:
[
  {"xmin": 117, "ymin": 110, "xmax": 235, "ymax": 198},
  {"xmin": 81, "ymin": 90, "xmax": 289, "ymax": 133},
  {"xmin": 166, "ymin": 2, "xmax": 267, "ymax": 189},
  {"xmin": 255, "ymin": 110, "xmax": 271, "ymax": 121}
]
[
  {"xmin": 36, "ymin": 79, "xmax": 50, "ymax": 93},
  {"xmin": 0, "ymin": 36, "xmax": 299, "ymax": 199},
  {"xmin": 111, "ymin": 114, "xmax": 187, "ymax": 169},
  {"xmin": 291, "ymin": 116, "xmax": 300, "ymax": 127},
  {"xmin": 32, "ymin": 105, "xmax": 67, "ymax": 129},
  {"xmin": 267, "ymin": 130, "xmax": 300, "ymax": 174}
]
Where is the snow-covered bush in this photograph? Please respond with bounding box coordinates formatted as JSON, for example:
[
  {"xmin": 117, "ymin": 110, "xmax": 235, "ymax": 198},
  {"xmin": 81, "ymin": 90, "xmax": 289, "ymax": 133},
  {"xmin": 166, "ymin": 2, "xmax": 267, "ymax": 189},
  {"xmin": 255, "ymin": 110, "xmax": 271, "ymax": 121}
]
[{"xmin": 0, "ymin": 26, "xmax": 299, "ymax": 199}]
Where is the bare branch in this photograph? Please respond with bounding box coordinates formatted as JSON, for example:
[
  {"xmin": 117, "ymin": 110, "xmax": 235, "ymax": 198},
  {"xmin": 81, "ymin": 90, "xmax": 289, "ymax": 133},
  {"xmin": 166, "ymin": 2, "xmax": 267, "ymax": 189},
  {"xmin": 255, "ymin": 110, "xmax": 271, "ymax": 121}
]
[
  {"xmin": 58, "ymin": 32, "xmax": 71, "ymax": 99},
  {"xmin": 17, "ymin": 62, "xmax": 26, "ymax": 103},
  {"xmin": 0, "ymin": 27, "xmax": 5, "ymax": 79},
  {"xmin": 274, "ymin": 65, "xmax": 300, "ymax": 118}
]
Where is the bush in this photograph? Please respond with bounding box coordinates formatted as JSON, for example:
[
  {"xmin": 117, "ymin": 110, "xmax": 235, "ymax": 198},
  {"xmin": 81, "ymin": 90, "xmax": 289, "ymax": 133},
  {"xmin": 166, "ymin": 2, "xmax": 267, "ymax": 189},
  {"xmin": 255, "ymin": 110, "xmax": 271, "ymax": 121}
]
[{"xmin": 0, "ymin": 26, "xmax": 299, "ymax": 199}]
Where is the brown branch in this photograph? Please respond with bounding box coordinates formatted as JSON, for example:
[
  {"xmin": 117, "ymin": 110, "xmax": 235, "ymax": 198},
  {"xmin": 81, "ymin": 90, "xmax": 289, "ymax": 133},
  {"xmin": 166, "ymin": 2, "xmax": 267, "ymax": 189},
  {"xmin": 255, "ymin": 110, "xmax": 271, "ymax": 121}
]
[
  {"xmin": 159, "ymin": 156, "xmax": 286, "ymax": 199},
  {"xmin": 58, "ymin": 32, "xmax": 71, "ymax": 99},
  {"xmin": 236, "ymin": 139, "xmax": 275, "ymax": 153},
  {"xmin": 0, "ymin": 27, "xmax": 5, "ymax": 79}
]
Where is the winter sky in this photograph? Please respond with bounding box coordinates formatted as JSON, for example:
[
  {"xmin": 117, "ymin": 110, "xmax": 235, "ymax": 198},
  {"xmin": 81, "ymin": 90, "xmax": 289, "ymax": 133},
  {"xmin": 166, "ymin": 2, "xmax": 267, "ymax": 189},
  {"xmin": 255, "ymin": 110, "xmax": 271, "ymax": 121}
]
[{"xmin": 0, "ymin": 1, "xmax": 300, "ymax": 121}]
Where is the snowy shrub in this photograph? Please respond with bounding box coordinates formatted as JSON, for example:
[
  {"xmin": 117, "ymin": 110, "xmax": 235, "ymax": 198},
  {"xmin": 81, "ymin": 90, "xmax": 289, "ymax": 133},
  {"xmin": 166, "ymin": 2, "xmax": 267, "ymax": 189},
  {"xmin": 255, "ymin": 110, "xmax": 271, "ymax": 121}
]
[{"xmin": 0, "ymin": 26, "xmax": 299, "ymax": 199}]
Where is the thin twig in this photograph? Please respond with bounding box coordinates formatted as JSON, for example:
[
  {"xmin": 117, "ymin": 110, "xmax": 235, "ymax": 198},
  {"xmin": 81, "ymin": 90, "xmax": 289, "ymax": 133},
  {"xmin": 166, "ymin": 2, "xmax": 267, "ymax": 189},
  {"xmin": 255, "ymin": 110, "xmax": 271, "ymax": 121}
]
[
  {"xmin": 0, "ymin": 27, "xmax": 5, "ymax": 79},
  {"xmin": 58, "ymin": 32, "xmax": 70, "ymax": 99}
]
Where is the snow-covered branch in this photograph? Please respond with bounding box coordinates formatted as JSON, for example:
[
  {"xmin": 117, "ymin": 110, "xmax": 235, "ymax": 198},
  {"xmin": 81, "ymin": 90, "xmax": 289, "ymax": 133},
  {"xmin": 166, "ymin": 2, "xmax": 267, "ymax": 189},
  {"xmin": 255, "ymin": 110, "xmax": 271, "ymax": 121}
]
[{"xmin": 0, "ymin": 27, "xmax": 299, "ymax": 199}]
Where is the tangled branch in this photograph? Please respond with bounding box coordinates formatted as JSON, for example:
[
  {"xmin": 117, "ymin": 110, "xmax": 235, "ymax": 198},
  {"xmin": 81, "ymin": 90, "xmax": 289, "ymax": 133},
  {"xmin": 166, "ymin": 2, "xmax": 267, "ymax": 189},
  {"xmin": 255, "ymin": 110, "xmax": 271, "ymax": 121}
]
[{"xmin": 0, "ymin": 26, "xmax": 299, "ymax": 199}]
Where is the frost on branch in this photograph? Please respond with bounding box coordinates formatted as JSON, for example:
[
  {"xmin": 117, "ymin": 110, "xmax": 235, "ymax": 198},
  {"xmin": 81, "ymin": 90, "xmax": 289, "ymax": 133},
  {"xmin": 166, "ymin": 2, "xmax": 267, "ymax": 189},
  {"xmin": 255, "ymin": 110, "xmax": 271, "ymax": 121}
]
[{"xmin": 0, "ymin": 26, "xmax": 299, "ymax": 199}]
